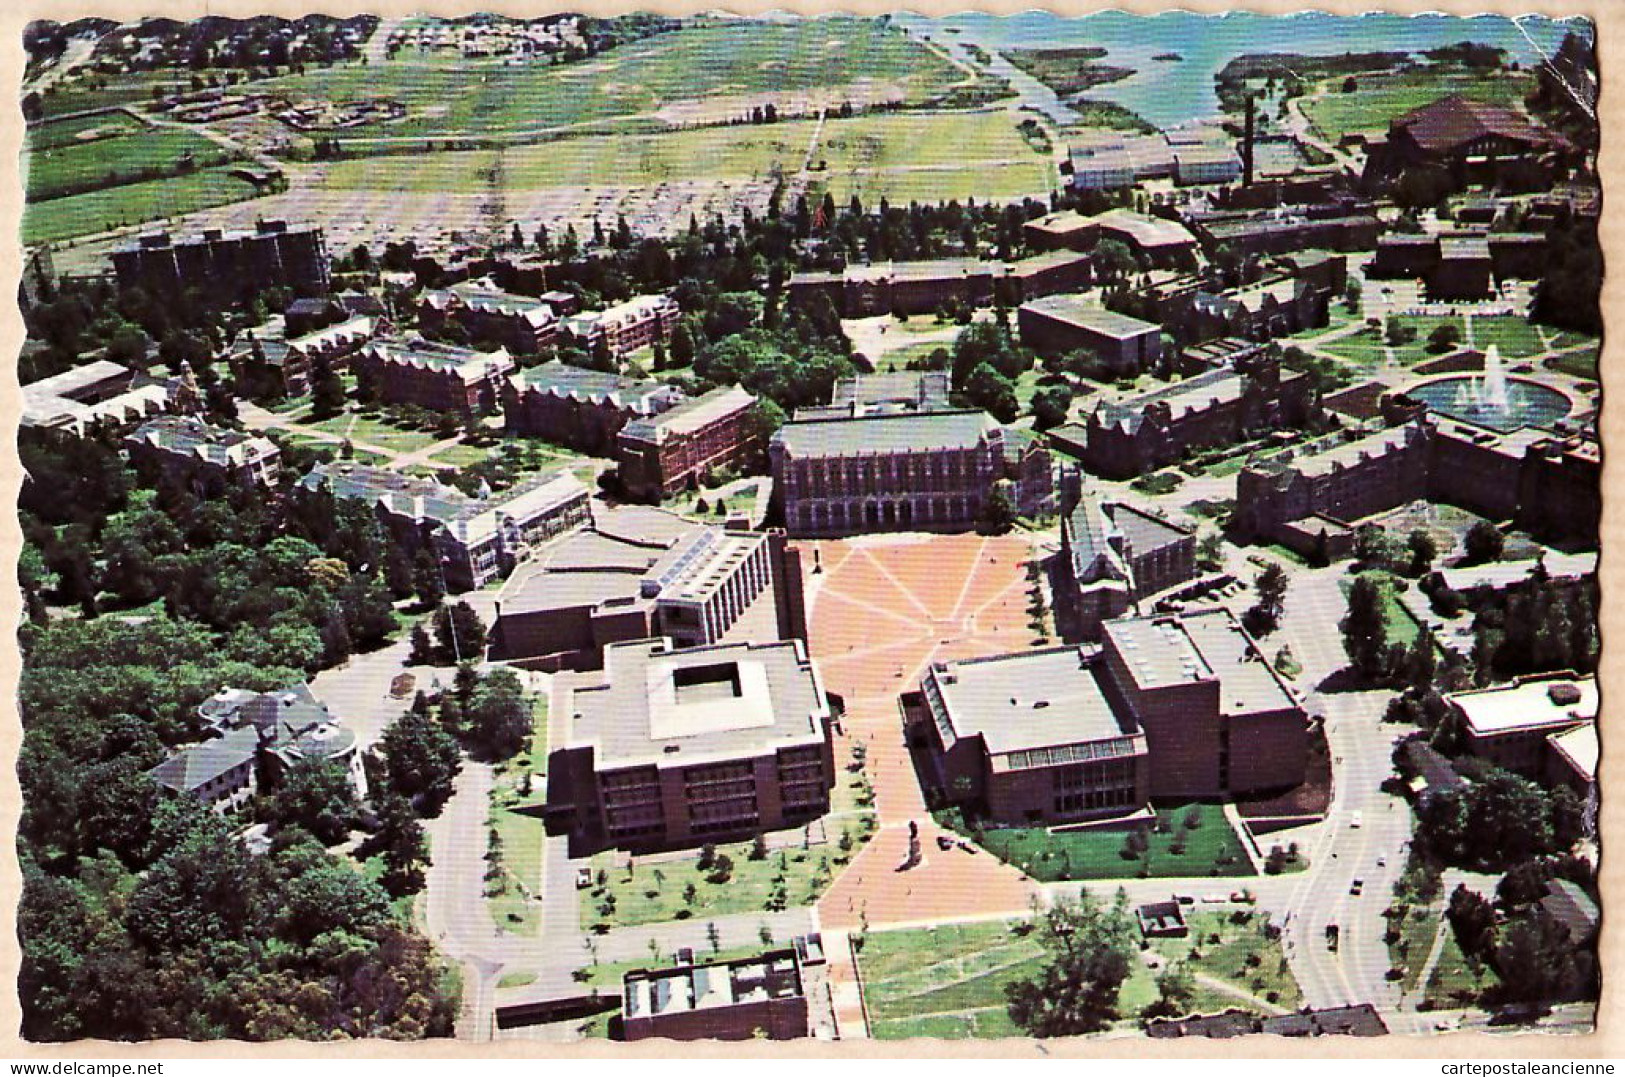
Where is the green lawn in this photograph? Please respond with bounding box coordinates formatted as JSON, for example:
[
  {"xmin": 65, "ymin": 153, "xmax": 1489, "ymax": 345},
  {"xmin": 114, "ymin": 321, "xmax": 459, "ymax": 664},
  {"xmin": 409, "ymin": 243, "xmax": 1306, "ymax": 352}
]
[
  {"xmin": 262, "ymin": 18, "xmax": 978, "ymax": 146},
  {"xmin": 1467, "ymin": 315, "xmax": 1548, "ymax": 359},
  {"xmin": 1545, "ymin": 342, "xmax": 1600, "ymax": 381},
  {"xmin": 1318, "ymin": 315, "xmax": 1465, "ymax": 372},
  {"xmin": 1386, "ymin": 906, "xmax": 1441, "ymax": 994},
  {"xmin": 35, "ymin": 71, "xmax": 191, "ymax": 119},
  {"xmin": 323, "ymin": 110, "xmax": 1050, "ymax": 204},
  {"xmin": 1346, "ymin": 571, "xmax": 1427, "ymax": 649},
  {"xmin": 21, "ymin": 167, "xmax": 265, "ymax": 245},
  {"xmin": 940, "ymin": 805, "xmax": 1254, "ymax": 882},
  {"xmin": 305, "ymin": 413, "xmax": 443, "ymax": 454},
  {"xmin": 582, "ymin": 831, "xmax": 860, "ymax": 930},
  {"xmin": 428, "ymin": 442, "xmax": 498, "ymax": 469},
  {"xmin": 26, "ymin": 111, "xmax": 147, "ymax": 151},
  {"xmin": 1302, "ymin": 69, "xmax": 1535, "ymax": 141},
  {"xmin": 486, "ymin": 696, "xmax": 550, "ymax": 936},
  {"xmin": 858, "ymin": 919, "xmax": 1049, "ymax": 1039},
  {"xmin": 1422, "ymin": 923, "xmax": 1499, "ymax": 1009},
  {"xmin": 26, "ymin": 128, "xmax": 238, "ymax": 202},
  {"xmin": 1153, "ymin": 911, "xmax": 1304, "ymax": 1011}
]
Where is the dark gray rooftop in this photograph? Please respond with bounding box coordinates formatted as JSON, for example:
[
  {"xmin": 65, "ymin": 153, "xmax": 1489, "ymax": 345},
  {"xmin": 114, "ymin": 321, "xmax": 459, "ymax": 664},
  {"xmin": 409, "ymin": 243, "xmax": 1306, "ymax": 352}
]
[{"xmin": 774, "ymin": 409, "xmax": 997, "ymax": 458}]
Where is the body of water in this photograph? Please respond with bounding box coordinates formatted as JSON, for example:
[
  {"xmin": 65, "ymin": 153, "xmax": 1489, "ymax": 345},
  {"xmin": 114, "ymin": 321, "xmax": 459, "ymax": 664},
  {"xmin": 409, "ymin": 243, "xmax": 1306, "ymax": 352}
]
[{"xmin": 893, "ymin": 11, "xmax": 1588, "ymax": 129}]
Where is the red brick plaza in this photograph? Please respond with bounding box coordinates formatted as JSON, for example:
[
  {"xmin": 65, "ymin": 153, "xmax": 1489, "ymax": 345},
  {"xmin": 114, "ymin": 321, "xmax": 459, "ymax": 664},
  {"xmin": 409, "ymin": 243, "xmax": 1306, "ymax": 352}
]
[{"xmin": 803, "ymin": 533, "xmax": 1042, "ymax": 932}]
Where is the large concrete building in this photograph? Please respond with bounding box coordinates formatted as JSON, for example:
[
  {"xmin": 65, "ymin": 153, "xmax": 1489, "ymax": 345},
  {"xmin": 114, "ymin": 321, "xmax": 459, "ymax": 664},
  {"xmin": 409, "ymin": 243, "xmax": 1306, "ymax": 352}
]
[
  {"xmin": 125, "ymin": 416, "xmax": 281, "ymax": 493},
  {"xmin": 1022, "ymin": 209, "xmax": 1200, "ymax": 268},
  {"xmin": 1017, "ymin": 297, "xmax": 1163, "ymax": 374},
  {"xmin": 299, "ymin": 462, "xmax": 591, "ymax": 592},
  {"xmin": 915, "ymin": 606, "xmax": 1308, "ymax": 822},
  {"xmin": 21, "ymin": 359, "xmax": 193, "ymax": 435},
  {"xmin": 771, "ymin": 409, "xmax": 1050, "ymax": 537},
  {"xmin": 111, "ymin": 219, "xmax": 329, "ymax": 305},
  {"xmin": 352, "ymin": 338, "xmax": 517, "ymax": 416},
  {"xmin": 1448, "ymin": 673, "xmax": 1596, "ymax": 784},
  {"xmin": 544, "ymin": 638, "xmax": 835, "ymax": 852},
  {"xmin": 504, "ymin": 361, "xmax": 685, "ymax": 455},
  {"xmin": 622, "ymin": 948, "xmax": 810, "ymax": 1041},
  {"xmin": 491, "ymin": 504, "xmax": 802, "ymax": 671},
  {"xmin": 616, "ymin": 385, "xmax": 763, "ymax": 501}
]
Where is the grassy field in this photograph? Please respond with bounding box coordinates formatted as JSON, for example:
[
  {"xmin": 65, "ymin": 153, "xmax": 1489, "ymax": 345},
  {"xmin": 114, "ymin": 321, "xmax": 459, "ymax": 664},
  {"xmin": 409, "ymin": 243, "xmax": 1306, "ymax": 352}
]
[
  {"xmin": 1346, "ymin": 571, "xmax": 1428, "ymax": 649},
  {"xmin": 941, "ymin": 805, "xmax": 1253, "ymax": 882},
  {"xmin": 1422, "ymin": 924, "xmax": 1499, "ymax": 1009},
  {"xmin": 26, "ymin": 110, "xmax": 147, "ymax": 151},
  {"xmin": 263, "ymin": 18, "xmax": 978, "ymax": 145},
  {"xmin": 21, "ymin": 167, "xmax": 265, "ymax": 245},
  {"xmin": 1547, "ymin": 344, "xmax": 1600, "ymax": 381},
  {"xmin": 1468, "ymin": 315, "xmax": 1549, "ymax": 359},
  {"xmin": 34, "ymin": 71, "xmax": 191, "ymax": 119},
  {"xmin": 486, "ymin": 696, "xmax": 550, "ymax": 936},
  {"xmin": 306, "ymin": 412, "xmax": 445, "ymax": 454},
  {"xmin": 1302, "ymin": 69, "xmax": 1536, "ymax": 141},
  {"xmin": 582, "ymin": 828, "xmax": 863, "ymax": 931},
  {"xmin": 1156, "ymin": 911, "xmax": 1304, "ymax": 1011},
  {"xmin": 1387, "ymin": 906, "xmax": 1442, "ymax": 994},
  {"xmin": 322, "ymin": 110, "xmax": 1047, "ymax": 201},
  {"xmin": 1318, "ymin": 315, "xmax": 1463, "ymax": 371},
  {"xmin": 26, "ymin": 128, "xmax": 238, "ymax": 202}
]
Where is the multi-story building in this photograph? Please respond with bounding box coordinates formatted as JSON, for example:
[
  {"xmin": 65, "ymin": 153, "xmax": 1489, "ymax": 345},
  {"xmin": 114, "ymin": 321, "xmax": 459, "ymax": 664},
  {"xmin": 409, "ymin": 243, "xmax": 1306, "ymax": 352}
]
[
  {"xmin": 299, "ymin": 462, "xmax": 591, "ymax": 592},
  {"xmin": 21, "ymin": 359, "xmax": 194, "ymax": 435},
  {"xmin": 616, "ymin": 385, "xmax": 763, "ymax": 500},
  {"xmin": 491, "ymin": 504, "xmax": 801, "ymax": 671},
  {"xmin": 125, "ymin": 416, "xmax": 281, "ymax": 493},
  {"xmin": 622, "ymin": 949, "xmax": 809, "ymax": 1041},
  {"xmin": 793, "ymin": 370, "xmax": 953, "ymax": 422},
  {"xmin": 1054, "ymin": 486, "xmax": 1197, "ymax": 641},
  {"xmin": 1362, "ymin": 95, "xmax": 1577, "ymax": 190},
  {"xmin": 504, "ymin": 361, "xmax": 685, "ymax": 455},
  {"xmin": 283, "ymin": 291, "xmax": 386, "ymax": 337},
  {"xmin": 419, "ymin": 279, "xmax": 563, "ymax": 354},
  {"xmin": 352, "ymin": 338, "xmax": 517, "ymax": 416},
  {"xmin": 771, "ymin": 409, "xmax": 1045, "ymax": 536},
  {"xmin": 1017, "ymin": 297, "xmax": 1163, "ymax": 374},
  {"xmin": 915, "ymin": 606, "xmax": 1307, "ymax": 819},
  {"xmin": 543, "ymin": 637, "xmax": 835, "ymax": 852},
  {"xmin": 563, "ymin": 294, "xmax": 681, "ymax": 357},
  {"xmin": 787, "ymin": 259, "xmax": 1005, "ymax": 318},
  {"xmin": 1369, "ymin": 231, "xmax": 1550, "ymax": 299},
  {"xmin": 1185, "ymin": 208, "xmax": 1384, "ymax": 258},
  {"xmin": 111, "ymin": 219, "xmax": 329, "ymax": 305},
  {"xmin": 916, "ymin": 645, "xmax": 1152, "ymax": 825},
  {"xmin": 1023, "ymin": 208, "xmax": 1200, "ymax": 268},
  {"xmin": 148, "ymin": 682, "xmax": 365, "ymax": 812},
  {"xmin": 1448, "ymin": 673, "xmax": 1596, "ymax": 780},
  {"xmin": 1056, "ymin": 352, "xmax": 1315, "ymax": 479},
  {"xmin": 1188, "ymin": 275, "xmax": 1329, "ymax": 342}
]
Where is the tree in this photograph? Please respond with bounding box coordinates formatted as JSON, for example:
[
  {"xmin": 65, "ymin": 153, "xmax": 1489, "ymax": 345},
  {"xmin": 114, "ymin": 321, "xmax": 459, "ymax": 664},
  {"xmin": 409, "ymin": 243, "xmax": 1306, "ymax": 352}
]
[
  {"xmin": 379, "ymin": 703, "xmax": 462, "ymax": 812},
  {"xmin": 1248, "ymin": 562, "xmax": 1289, "ymax": 633},
  {"xmin": 1464, "ymin": 520, "xmax": 1505, "ymax": 565},
  {"xmin": 310, "ymin": 357, "xmax": 347, "ymax": 419},
  {"xmin": 977, "ymin": 486, "xmax": 1017, "ymax": 535},
  {"xmin": 1005, "ymin": 890, "xmax": 1136, "ymax": 1037},
  {"xmin": 963, "ymin": 362, "xmax": 1019, "ymax": 422},
  {"xmin": 1427, "ymin": 323, "xmax": 1462, "ymax": 354},
  {"xmin": 1149, "ymin": 962, "xmax": 1196, "ymax": 1017},
  {"xmin": 1496, "ymin": 909, "xmax": 1582, "ymax": 1003},
  {"xmin": 468, "ymin": 668, "xmax": 531, "ymax": 760},
  {"xmin": 433, "ymin": 602, "xmax": 486, "ymax": 664},
  {"xmin": 1406, "ymin": 529, "xmax": 1439, "ymax": 576},
  {"xmin": 409, "ymin": 624, "xmax": 433, "ymax": 665},
  {"xmin": 268, "ymin": 759, "xmax": 359, "ymax": 844},
  {"xmin": 1030, "ymin": 384, "xmax": 1072, "ymax": 430},
  {"xmin": 1341, "ymin": 574, "xmax": 1390, "ymax": 679},
  {"xmin": 370, "ymin": 790, "xmax": 430, "ymax": 896}
]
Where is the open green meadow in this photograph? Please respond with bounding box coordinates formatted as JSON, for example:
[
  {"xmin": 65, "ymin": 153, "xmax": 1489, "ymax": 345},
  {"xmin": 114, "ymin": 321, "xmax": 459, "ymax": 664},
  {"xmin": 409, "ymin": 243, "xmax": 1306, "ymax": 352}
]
[
  {"xmin": 21, "ymin": 167, "xmax": 265, "ymax": 246},
  {"xmin": 26, "ymin": 128, "xmax": 238, "ymax": 202},
  {"xmin": 940, "ymin": 805, "xmax": 1254, "ymax": 882},
  {"xmin": 263, "ymin": 18, "xmax": 981, "ymax": 146},
  {"xmin": 1302, "ymin": 69, "xmax": 1535, "ymax": 141},
  {"xmin": 26, "ymin": 110, "xmax": 147, "ymax": 151}
]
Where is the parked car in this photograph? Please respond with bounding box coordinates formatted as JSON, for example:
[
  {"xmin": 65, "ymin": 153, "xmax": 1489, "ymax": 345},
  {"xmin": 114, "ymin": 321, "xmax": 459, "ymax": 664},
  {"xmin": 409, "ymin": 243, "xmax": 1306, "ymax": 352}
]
[
  {"xmin": 1350, "ymin": 878, "xmax": 1365, "ymax": 896},
  {"xmin": 1325, "ymin": 924, "xmax": 1340, "ymax": 951},
  {"xmin": 1350, "ymin": 810, "xmax": 1363, "ymax": 829},
  {"xmin": 575, "ymin": 867, "xmax": 594, "ymax": 890}
]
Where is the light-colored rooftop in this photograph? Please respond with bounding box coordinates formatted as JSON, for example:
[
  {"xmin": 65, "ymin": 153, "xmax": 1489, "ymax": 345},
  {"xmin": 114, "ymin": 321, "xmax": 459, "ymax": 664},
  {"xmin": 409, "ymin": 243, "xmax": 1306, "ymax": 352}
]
[
  {"xmin": 1450, "ymin": 673, "xmax": 1597, "ymax": 737},
  {"xmin": 1106, "ymin": 608, "xmax": 1298, "ymax": 716},
  {"xmin": 621, "ymin": 385, "xmax": 756, "ymax": 444},
  {"xmin": 1022, "ymin": 295, "xmax": 1161, "ymax": 337},
  {"xmin": 1547, "ymin": 722, "xmax": 1597, "ymax": 782}
]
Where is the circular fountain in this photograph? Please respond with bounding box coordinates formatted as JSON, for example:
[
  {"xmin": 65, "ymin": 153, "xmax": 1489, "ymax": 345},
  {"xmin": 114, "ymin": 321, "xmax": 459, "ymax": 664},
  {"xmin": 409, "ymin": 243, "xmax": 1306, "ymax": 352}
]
[{"xmin": 1404, "ymin": 346, "xmax": 1573, "ymax": 434}]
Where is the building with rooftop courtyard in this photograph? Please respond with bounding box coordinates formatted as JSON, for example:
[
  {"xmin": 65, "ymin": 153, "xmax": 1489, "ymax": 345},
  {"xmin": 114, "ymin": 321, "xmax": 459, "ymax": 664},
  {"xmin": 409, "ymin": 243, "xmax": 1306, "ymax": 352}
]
[{"xmin": 544, "ymin": 637, "xmax": 835, "ymax": 852}]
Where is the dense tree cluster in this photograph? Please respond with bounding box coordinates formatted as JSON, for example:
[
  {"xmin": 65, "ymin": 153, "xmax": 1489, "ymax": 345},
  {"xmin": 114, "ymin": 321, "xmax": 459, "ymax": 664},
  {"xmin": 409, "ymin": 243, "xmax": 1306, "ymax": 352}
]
[
  {"xmin": 1414, "ymin": 764, "xmax": 1588, "ymax": 872},
  {"xmin": 1445, "ymin": 852, "xmax": 1598, "ymax": 1006},
  {"xmin": 1004, "ymin": 890, "xmax": 1137, "ymax": 1036}
]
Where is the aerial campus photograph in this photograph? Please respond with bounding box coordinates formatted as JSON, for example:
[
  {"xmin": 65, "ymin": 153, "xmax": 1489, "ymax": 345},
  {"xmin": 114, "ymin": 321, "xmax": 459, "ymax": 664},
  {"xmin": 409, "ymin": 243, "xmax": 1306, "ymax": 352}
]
[{"xmin": 11, "ymin": 4, "xmax": 1605, "ymax": 1050}]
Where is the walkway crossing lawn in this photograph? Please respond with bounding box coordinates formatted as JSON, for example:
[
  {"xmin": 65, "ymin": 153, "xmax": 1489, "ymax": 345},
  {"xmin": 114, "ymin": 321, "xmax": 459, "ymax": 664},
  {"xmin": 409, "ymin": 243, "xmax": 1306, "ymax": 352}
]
[
  {"xmin": 938, "ymin": 806, "xmax": 1254, "ymax": 882},
  {"xmin": 1317, "ymin": 315, "xmax": 1463, "ymax": 371},
  {"xmin": 21, "ymin": 167, "xmax": 264, "ymax": 245},
  {"xmin": 1153, "ymin": 911, "xmax": 1304, "ymax": 1011},
  {"xmin": 306, "ymin": 413, "xmax": 445, "ymax": 454},
  {"xmin": 427, "ymin": 442, "xmax": 499, "ymax": 469},
  {"xmin": 581, "ymin": 827, "xmax": 867, "ymax": 931},
  {"xmin": 486, "ymin": 697, "xmax": 550, "ymax": 936},
  {"xmin": 1546, "ymin": 343, "xmax": 1601, "ymax": 381},
  {"xmin": 275, "ymin": 431, "xmax": 391, "ymax": 466}
]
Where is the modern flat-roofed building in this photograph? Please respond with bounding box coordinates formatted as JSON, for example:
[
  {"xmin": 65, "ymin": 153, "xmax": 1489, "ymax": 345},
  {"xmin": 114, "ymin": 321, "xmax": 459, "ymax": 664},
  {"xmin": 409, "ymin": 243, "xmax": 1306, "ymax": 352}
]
[
  {"xmin": 111, "ymin": 219, "xmax": 329, "ymax": 306},
  {"xmin": 22, "ymin": 359, "xmax": 194, "ymax": 435},
  {"xmin": 616, "ymin": 385, "xmax": 763, "ymax": 500},
  {"xmin": 1101, "ymin": 609, "xmax": 1308, "ymax": 799},
  {"xmin": 795, "ymin": 371, "xmax": 953, "ymax": 422},
  {"xmin": 563, "ymin": 294, "xmax": 680, "ymax": 357},
  {"xmin": 1018, "ymin": 297, "xmax": 1162, "ymax": 374},
  {"xmin": 419, "ymin": 278, "xmax": 562, "ymax": 354},
  {"xmin": 125, "ymin": 416, "xmax": 281, "ymax": 493},
  {"xmin": 544, "ymin": 637, "xmax": 835, "ymax": 852},
  {"xmin": 352, "ymin": 338, "xmax": 517, "ymax": 416},
  {"xmin": 771, "ymin": 409, "xmax": 1033, "ymax": 536},
  {"xmin": 299, "ymin": 461, "xmax": 590, "ymax": 591},
  {"xmin": 1448, "ymin": 673, "xmax": 1596, "ymax": 779},
  {"xmin": 491, "ymin": 505, "xmax": 793, "ymax": 670},
  {"xmin": 918, "ymin": 645, "xmax": 1151, "ymax": 825},
  {"xmin": 622, "ymin": 948, "xmax": 809, "ymax": 1041},
  {"xmin": 504, "ymin": 361, "xmax": 685, "ymax": 455},
  {"xmin": 1174, "ymin": 142, "xmax": 1244, "ymax": 186}
]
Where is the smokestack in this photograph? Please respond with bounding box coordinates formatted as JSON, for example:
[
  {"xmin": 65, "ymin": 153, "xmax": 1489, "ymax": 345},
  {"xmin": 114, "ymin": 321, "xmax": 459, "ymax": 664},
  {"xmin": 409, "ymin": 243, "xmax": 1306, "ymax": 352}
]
[{"xmin": 1243, "ymin": 93, "xmax": 1256, "ymax": 188}]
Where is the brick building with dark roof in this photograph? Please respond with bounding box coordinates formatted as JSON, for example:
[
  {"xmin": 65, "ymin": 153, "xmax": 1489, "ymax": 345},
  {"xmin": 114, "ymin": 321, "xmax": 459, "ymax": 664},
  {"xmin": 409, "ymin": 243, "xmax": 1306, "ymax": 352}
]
[
  {"xmin": 616, "ymin": 385, "xmax": 763, "ymax": 501},
  {"xmin": 504, "ymin": 361, "xmax": 685, "ymax": 455},
  {"xmin": 1054, "ymin": 483, "xmax": 1197, "ymax": 642},
  {"xmin": 1363, "ymin": 95, "xmax": 1578, "ymax": 190}
]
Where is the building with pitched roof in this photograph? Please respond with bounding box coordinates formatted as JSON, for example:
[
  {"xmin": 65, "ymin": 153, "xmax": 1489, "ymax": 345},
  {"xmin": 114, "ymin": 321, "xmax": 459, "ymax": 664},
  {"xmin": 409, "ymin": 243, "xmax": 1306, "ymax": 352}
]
[
  {"xmin": 562, "ymin": 294, "xmax": 680, "ymax": 357},
  {"xmin": 125, "ymin": 416, "xmax": 281, "ymax": 493},
  {"xmin": 1363, "ymin": 95, "xmax": 1577, "ymax": 190},
  {"xmin": 298, "ymin": 461, "xmax": 591, "ymax": 591},
  {"xmin": 1540, "ymin": 878, "xmax": 1600, "ymax": 946},
  {"xmin": 616, "ymin": 385, "xmax": 763, "ymax": 500},
  {"xmin": 504, "ymin": 361, "xmax": 685, "ymax": 455},
  {"xmin": 544, "ymin": 637, "xmax": 834, "ymax": 852},
  {"xmin": 771, "ymin": 409, "xmax": 1049, "ymax": 536},
  {"xmin": 419, "ymin": 278, "xmax": 563, "ymax": 354},
  {"xmin": 1055, "ymin": 482, "xmax": 1196, "ymax": 641},
  {"xmin": 352, "ymin": 338, "xmax": 517, "ymax": 416}
]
